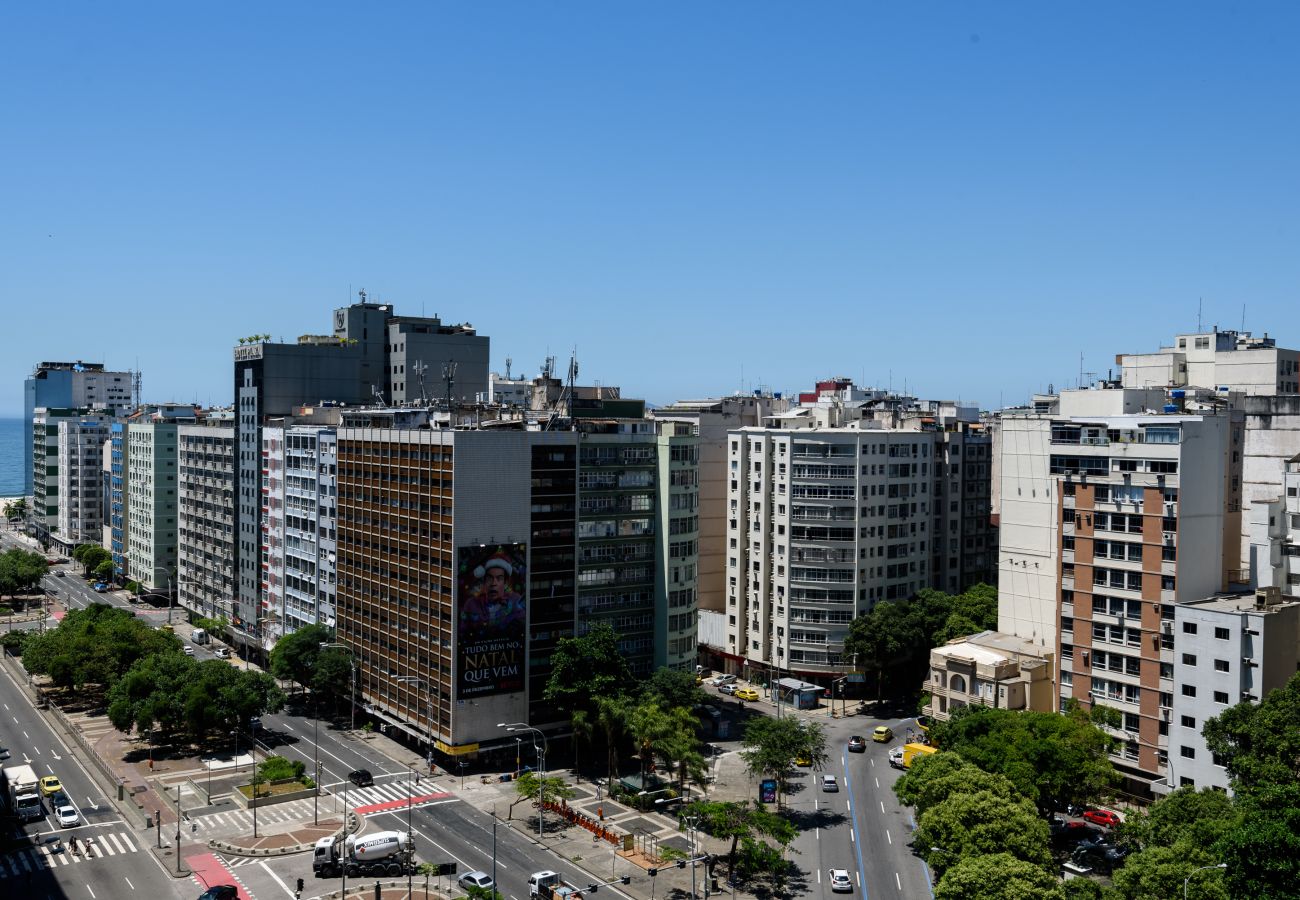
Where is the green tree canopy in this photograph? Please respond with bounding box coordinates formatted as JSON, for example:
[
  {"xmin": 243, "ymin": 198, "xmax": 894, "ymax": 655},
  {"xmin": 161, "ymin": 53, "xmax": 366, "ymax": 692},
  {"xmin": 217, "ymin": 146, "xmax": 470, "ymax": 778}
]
[
  {"xmin": 312, "ymin": 645, "xmax": 355, "ymax": 709},
  {"xmin": 928, "ymin": 705, "xmax": 1116, "ymax": 810},
  {"xmin": 507, "ymin": 772, "xmax": 574, "ymax": 820},
  {"xmin": 1214, "ymin": 783, "xmax": 1300, "ymax": 900},
  {"xmin": 268, "ymin": 622, "xmax": 333, "ymax": 689},
  {"xmin": 1107, "ymin": 846, "xmax": 1229, "ymax": 900},
  {"xmin": 933, "ymin": 853, "xmax": 1065, "ymax": 900},
  {"xmin": 680, "ymin": 799, "xmax": 795, "ymax": 879},
  {"xmin": 740, "ymin": 716, "xmax": 827, "ymax": 803},
  {"xmin": 72, "ymin": 544, "xmax": 111, "ymax": 577},
  {"xmin": 896, "ymin": 752, "xmax": 1026, "ymax": 818},
  {"xmin": 843, "ymin": 584, "xmax": 998, "ymax": 696},
  {"xmin": 915, "ymin": 789, "xmax": 1051, "ymax": 878},
  {"xmin": 107, "ymin": 653, "xmax": 284, "ymax": 746},
  {"xmin": 642, "ymin": 666, "xmax": 706, "ymax": 710},
  {"xmin": 23, "ymin": 603, "xmax": 176, "ymax": 689},
  {"xmin": 1118, "ymin": 786, "xmax": 1238, "ymax": 854},
  {"xmin": 544, "ymin": 623, "xmax": 633, "ymax": 717},
  {"xmin": 0, "ymin": 549, "xmax": 48, "ymax": 596}
]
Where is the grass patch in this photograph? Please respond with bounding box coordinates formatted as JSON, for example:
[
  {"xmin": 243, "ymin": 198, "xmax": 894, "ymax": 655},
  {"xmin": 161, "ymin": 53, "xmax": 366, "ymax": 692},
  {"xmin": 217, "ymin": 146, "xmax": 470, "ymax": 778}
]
[{"xmin": 238, "ymin": 779, "xmax": 315, "ymax": 799}]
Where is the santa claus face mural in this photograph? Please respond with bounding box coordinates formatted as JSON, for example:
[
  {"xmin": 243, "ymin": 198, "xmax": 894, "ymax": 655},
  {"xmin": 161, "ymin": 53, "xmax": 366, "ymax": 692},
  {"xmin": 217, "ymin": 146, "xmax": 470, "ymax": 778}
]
[{"xmin": 457, "ymin": 544, "xmax": 527, "ymax": 698}]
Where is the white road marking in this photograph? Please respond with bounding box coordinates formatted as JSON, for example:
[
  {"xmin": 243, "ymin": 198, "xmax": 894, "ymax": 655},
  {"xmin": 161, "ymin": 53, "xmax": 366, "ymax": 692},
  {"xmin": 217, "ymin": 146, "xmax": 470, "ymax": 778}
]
[
  {"xmin": 874, "ymin": 778, "xmax": 879, "ymax": 789},
  {"xmin": 886, "ymin": 830, "xmax": 892, "ymax": 845},
  {"xmin": 817, "ymin": 870, "xmax": 822, "ymax": 884},
  {"xmin": 850, "ymin": 829, "xmax": 855, "ymax": 843},
  {"xmin": 124, "ymin": 878, "xmax": 135, "ymax": 890},
  {"xmin": 86, "ymin": 885, "xmax": 96, "ymax": 898},
  {"xmin": 880, "ymin": 801, "xmax": 885, "ymax": 814},
  {"xmin": 260, "ymin": 859, "xmax": 298, "ymax": 897},
  {"xmin": 858, "ymin": 872, "xmax": 862, "ymax": 887},
  {"xmin": 895, "ymin": 872, "xmax": 901, "ymax": 890}
]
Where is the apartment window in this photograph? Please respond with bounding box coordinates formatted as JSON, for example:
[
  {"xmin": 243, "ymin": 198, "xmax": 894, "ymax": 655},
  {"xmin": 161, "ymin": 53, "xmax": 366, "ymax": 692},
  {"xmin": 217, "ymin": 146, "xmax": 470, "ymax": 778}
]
[
  {"xmin": 1214, "ymin": 690, "xmax": 1230, "ymax": 704},
  {"xmin": 1182, "ymin": 653, "xmax": 1197, "ymax": 666},
  {"xmin": 1214, "ymin": 627, "xmax": 1230, "ymax": 640},
  {"xmin": 1214, "ymin": 659, "xmax": 1230, "ymax": 673},
  {"xmin": 1123, "ymin": 712, "xmax": 1140, "ymax": 732},
  {"xmin": 1180, "ymin": 745, "xmax": 1196, "ymax": 759},
  {"xmin": 1182, "ymin": 622, "xmax": 1197, "ymax": 635},
  {"xmin": 1181, "ymin": 684, "xmax": 1197, "ymax": 697},
  {"xmin": 1181, "ymin": 715, "xmax": 1196, "ymax": 729}
]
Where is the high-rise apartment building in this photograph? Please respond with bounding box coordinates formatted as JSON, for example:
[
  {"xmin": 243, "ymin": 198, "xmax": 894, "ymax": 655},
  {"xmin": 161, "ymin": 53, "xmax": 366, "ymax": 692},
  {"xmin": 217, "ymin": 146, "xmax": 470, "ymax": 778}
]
[
  {"xmin": 997, "ymin": 384, "xmax": 1243, "ymax": 793},
  {"xmin": 126, "ymin": 421, "xmax": 179, "ymax": 592},
  {"xmin": 331, "ymin": 408, "xmax": 698, "ymax": 760},
  {"xmin": 32, "ymin": 408, "xmax": 121, "ymax": 546},
  {"xmin": 24, "ymin": 362, "xmax": 133, "ymax": 496},
  {"xmin": 261, "ymin": 420, "xmax": 338, "ymax": 638},
  {"xmin": 110, "ymin": 423, "xmax": 129, "ymax": 579},
  {"xmin": 655, "ymin": 420, "xmax": 700, "ymax": 671},
  {"xmin": 234, "ymin": 298, "xmax": 486, "ymax": 653},
  {"xmin": 724, "ymin": 381, "xmax": 993, "ymax": 685},
  {"xmin": 177, "ymin": 418, "xmax": 235, "ymax": 620},
  {"xmin": 54, "ymin": 417, "xmax": 113, "ymax": 552},
  {"xmin": 1167, "ymin": 588, "xmax": 1300, "ymax": 793},
  {"xmin": 652, "ymin": 393, "xmax": 789, "ymax": 614}
]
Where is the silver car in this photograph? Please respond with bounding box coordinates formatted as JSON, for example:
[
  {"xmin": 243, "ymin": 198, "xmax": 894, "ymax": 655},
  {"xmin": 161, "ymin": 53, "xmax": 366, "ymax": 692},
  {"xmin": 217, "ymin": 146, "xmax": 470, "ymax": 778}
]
[
  {"xmin": 459, "ymin": 871, "xmax": 495, "ymax": 891},
  {"xmin": 56, "ymin": 805, "xmax": 80, "ymax": 828}
]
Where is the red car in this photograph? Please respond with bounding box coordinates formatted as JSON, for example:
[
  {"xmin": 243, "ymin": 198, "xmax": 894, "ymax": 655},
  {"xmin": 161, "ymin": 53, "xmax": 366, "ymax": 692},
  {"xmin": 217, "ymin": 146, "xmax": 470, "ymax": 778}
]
[{"xmin": 1081, "ymin": 808, "xmax": 1121, "ymax": 828}]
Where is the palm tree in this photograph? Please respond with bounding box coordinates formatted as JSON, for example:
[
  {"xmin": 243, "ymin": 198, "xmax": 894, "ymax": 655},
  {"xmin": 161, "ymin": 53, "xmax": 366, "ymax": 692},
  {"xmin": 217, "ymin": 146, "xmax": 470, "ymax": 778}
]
[
  {"xmin": 571, "ymin": 709, "xmax": 593, "ymax": 782},
  {"xmin": 596, "ymin": 695, "xmax": 628, "ymax": 791}
]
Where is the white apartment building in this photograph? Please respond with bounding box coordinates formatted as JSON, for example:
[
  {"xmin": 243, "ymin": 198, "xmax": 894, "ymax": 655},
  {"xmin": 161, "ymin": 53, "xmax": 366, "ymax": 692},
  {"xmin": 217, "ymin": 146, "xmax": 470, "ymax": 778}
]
[
  {"xmin": 655, "ymin": 419, "xmax": 700, "ymax": 671},
  {"xmin": 727, "ymin": 425, "xmax": 933, "ymax": 681},
  {"xmin": 997, "ymin": 385, "xmax": 1241, "ymax": 790},
  {"xmin": 262, "ymin": 422, "xmax": 338, "ymax": 644},
  {"xmin": 53, "ymin": 416, "xmax": 113, "ymax": 552},
  {"xmin": 126, "ymin": 422, "xmax": 179, "ymax": 592},
  {"xmin": 1168, "ymin": 588, "xmax": 1300, "ymax": 793},
  {"xmin": 1121, "ymin": 328, "xmax": 1300, "ymax": 396},
  {"xmin": 178, "ymin": 421, "xmax": 235, "ymax": 621},
  {"xmin": 652, "ymin": 392, "xmax": 789, "ymax": 614},
  {"xmin": 724, "ymin": 382, "xmax": 994, "ymax": 685}
]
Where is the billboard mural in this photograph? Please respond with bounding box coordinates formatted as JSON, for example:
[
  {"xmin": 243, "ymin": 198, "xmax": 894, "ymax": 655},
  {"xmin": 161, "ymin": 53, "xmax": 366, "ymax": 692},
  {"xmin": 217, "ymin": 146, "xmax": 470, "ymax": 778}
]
[{"xmin": 457, "ymin": 543, "xmax": 527, "ymax": 699}]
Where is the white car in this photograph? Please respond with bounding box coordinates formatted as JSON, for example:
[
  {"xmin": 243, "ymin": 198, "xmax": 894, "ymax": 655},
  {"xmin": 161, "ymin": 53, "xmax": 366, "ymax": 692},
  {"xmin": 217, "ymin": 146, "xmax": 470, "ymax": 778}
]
[
  {"xmin": 829, "ymin": 869, "xmax": 853, "ymax": 893},
  {"xmin": 56, "ymin": 805, "xmax": 79, "ymax": 828},
  {"xmin": 888, "ymin": 747, "xmax": 905, "ymax": 769},
  {"xmin": 459, "ymin": 871, "xmax": 495, "ymax": 891},
  {"xmin": 214, "ymin": 647, "xmax": 231, "ymax": 659},
  {"xmin": 821, "ymin": 775, "xmax": 839, "ymax": 792},
  {"xmin": 711, "ymin": 674, "xmax": 737, "ymax": 686},
  {"xmin": 183, "ymin": 646, "xmax": 195, "ymax": 656}
]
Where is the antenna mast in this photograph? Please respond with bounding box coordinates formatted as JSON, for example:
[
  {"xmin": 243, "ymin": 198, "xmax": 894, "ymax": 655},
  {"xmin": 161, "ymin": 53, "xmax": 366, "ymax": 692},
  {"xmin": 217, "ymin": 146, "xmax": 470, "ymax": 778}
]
[
  {"xmin": 505, "ymin": 357, "xmax": 513, "ymax": 381},
  {"xmin": 413, "ymin": 360, "xmax": 429, "ymax": 405},
  {"xmin": 442, "ymin": 360, "xmax": 458, "ymax": 422}
]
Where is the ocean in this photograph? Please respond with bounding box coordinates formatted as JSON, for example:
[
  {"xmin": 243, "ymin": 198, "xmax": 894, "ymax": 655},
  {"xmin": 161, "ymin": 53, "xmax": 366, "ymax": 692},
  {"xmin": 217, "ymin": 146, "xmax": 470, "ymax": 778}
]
[{"xmin": 0, "ymin": 418, "xmax": 25, "ymax": 497}]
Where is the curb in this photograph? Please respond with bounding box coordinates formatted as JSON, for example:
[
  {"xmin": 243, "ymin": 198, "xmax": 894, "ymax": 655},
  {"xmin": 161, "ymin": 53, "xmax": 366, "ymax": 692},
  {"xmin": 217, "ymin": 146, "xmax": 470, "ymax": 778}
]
[{"xmin": 208, "ymin": 809, "xmax": 359, "ymax": 857}]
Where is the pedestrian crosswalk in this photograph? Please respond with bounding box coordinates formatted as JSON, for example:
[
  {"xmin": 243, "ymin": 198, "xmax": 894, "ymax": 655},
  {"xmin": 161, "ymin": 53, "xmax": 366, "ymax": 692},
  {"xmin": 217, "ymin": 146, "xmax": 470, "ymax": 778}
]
[
  {"xmin": 0, "ymin": 831, "xmax": 140, "ymax": 878},
  {"xmin": 190, "ymin": 781, "xmax": 454, "ymax": 831}
]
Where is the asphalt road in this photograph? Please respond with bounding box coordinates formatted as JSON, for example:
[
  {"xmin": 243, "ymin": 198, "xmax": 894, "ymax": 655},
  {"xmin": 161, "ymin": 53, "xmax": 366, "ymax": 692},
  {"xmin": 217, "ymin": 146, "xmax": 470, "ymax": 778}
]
[
  {"xmin": 221, "ymin": 704, "xmax": 642, "ymax": 900},
  {"xmin": 0, "ymin": 632, "xmax": 183, "ymax": 900}
]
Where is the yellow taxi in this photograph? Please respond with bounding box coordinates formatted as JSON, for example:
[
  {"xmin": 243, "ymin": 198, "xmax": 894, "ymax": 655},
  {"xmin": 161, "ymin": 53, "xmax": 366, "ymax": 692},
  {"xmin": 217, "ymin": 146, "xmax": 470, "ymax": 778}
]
[
  {"xmin": 734, "ymin": 687, "xmax": 761, "ymax": 702},
  {"xmin": 872, "ymin": 725, "xmax": 894, "ymax": 743}
]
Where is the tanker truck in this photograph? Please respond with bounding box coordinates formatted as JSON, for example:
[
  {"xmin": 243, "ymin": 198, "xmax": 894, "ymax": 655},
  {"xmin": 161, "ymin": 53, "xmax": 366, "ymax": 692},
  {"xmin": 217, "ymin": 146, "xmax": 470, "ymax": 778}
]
[{"xmin": 313, "ymin": 830, "xmax": 415, "ymax": 878}]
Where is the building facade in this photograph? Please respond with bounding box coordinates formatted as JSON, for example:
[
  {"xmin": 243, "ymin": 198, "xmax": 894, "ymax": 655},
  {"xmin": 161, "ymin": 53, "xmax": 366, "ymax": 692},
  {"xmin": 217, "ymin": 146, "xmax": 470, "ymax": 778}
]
[
  {"xmin": 1168, "ymin": 589, "xmax": 1300, "ymax": 793},
  {"xmin": 997, "ymin": 386, "xmax": 1242, "ymax": 792},
  {"xmin": 655, "ymin": 420, "xmax": 700, "ymax": 671},
  {"xmin": 54, "ymin": 416, "xmax": 113, "ymax": 552},
  {"xmin": 24, "ymin": 362, "xmax": 133, "ymax": 495},
  {"xmin": 126, "ymin": 422, "xmax": 179, "ymax": 592},
  {"xmin": 177, "ymin": 421, "xmax": 236, "ymax": 620},
  {"xmin": 925, "ymin": 630, "xmax": 1055, "ymax": 722}
]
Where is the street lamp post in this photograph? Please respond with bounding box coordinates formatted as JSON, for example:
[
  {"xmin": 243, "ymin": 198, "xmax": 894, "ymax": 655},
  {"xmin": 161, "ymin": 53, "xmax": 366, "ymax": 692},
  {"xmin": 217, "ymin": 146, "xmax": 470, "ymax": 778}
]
[
  {"xmin": 499, "ymin": 723, "xmax": 547, "ymax": 837},
  {"xmin": 684, "ymin": 815, "xmax": 699, "ymax": 900},
  {"xmin": 320, "ymin": 642, "xmax": 358, "ymax": 733},
  {"xmin": 1183, "ymin": 863, "xmax": 1227, "ymax": 899},
  {"xmin": 313, "ymin": 697, "xmax": 321, "ymax": 826},
  {"xmin": 407, "ymin": 768, "xmax": 415, "ymax": 900},
  {"xmin": 175, "ymin": 781, "xmax": 182, "ymax": 873}
]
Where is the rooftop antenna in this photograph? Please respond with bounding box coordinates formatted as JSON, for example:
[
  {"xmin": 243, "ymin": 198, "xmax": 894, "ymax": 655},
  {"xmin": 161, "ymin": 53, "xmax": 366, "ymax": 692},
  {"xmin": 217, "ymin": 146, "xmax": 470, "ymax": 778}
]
[
  {"xmin": 505, "ymin": 357, "xmax": 513, "ymax": 380},
  {"xmin": 371, "ymin": 385, "xmax": 387, "ymax": 408},
  {"xmin": 442, "ymin": 359, "xmax": 457, "ymax": 419},
  {"xmin": 413, "ymin": 360, "xmax": 429, "ymax": 405},
  {"xmin": 566, "ymin": 351, "xmax": 579, "ymax": 424},
  {"xmin": 1241, "ymin": 304, "xmax": 1246, "ymax": 333},
  {"xmin": 1197, "ymin": 297, "xmax": 1202, "ymax": 332}
]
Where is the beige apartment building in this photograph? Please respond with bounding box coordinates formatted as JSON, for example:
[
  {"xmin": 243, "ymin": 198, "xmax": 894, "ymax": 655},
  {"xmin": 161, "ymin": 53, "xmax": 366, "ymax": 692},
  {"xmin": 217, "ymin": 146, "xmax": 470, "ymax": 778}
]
[{"xmin": 926, "ymin": 630, "xmax": 1054, "ymax": 721}]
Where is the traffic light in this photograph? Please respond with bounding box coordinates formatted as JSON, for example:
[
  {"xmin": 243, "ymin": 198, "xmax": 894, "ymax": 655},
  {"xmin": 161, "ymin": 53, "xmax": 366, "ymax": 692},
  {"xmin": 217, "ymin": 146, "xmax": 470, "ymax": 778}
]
[{"xmin": 620, "ymin": 876, "xmax": 630, "ymax": 885}]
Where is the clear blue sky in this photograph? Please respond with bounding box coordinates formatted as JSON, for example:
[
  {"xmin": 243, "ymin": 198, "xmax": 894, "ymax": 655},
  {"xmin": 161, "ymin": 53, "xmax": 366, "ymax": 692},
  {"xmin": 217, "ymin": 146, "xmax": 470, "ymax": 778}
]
[{"xmin": 4, "ymin": 3, "xmax": 1299, "ymax": 416}]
